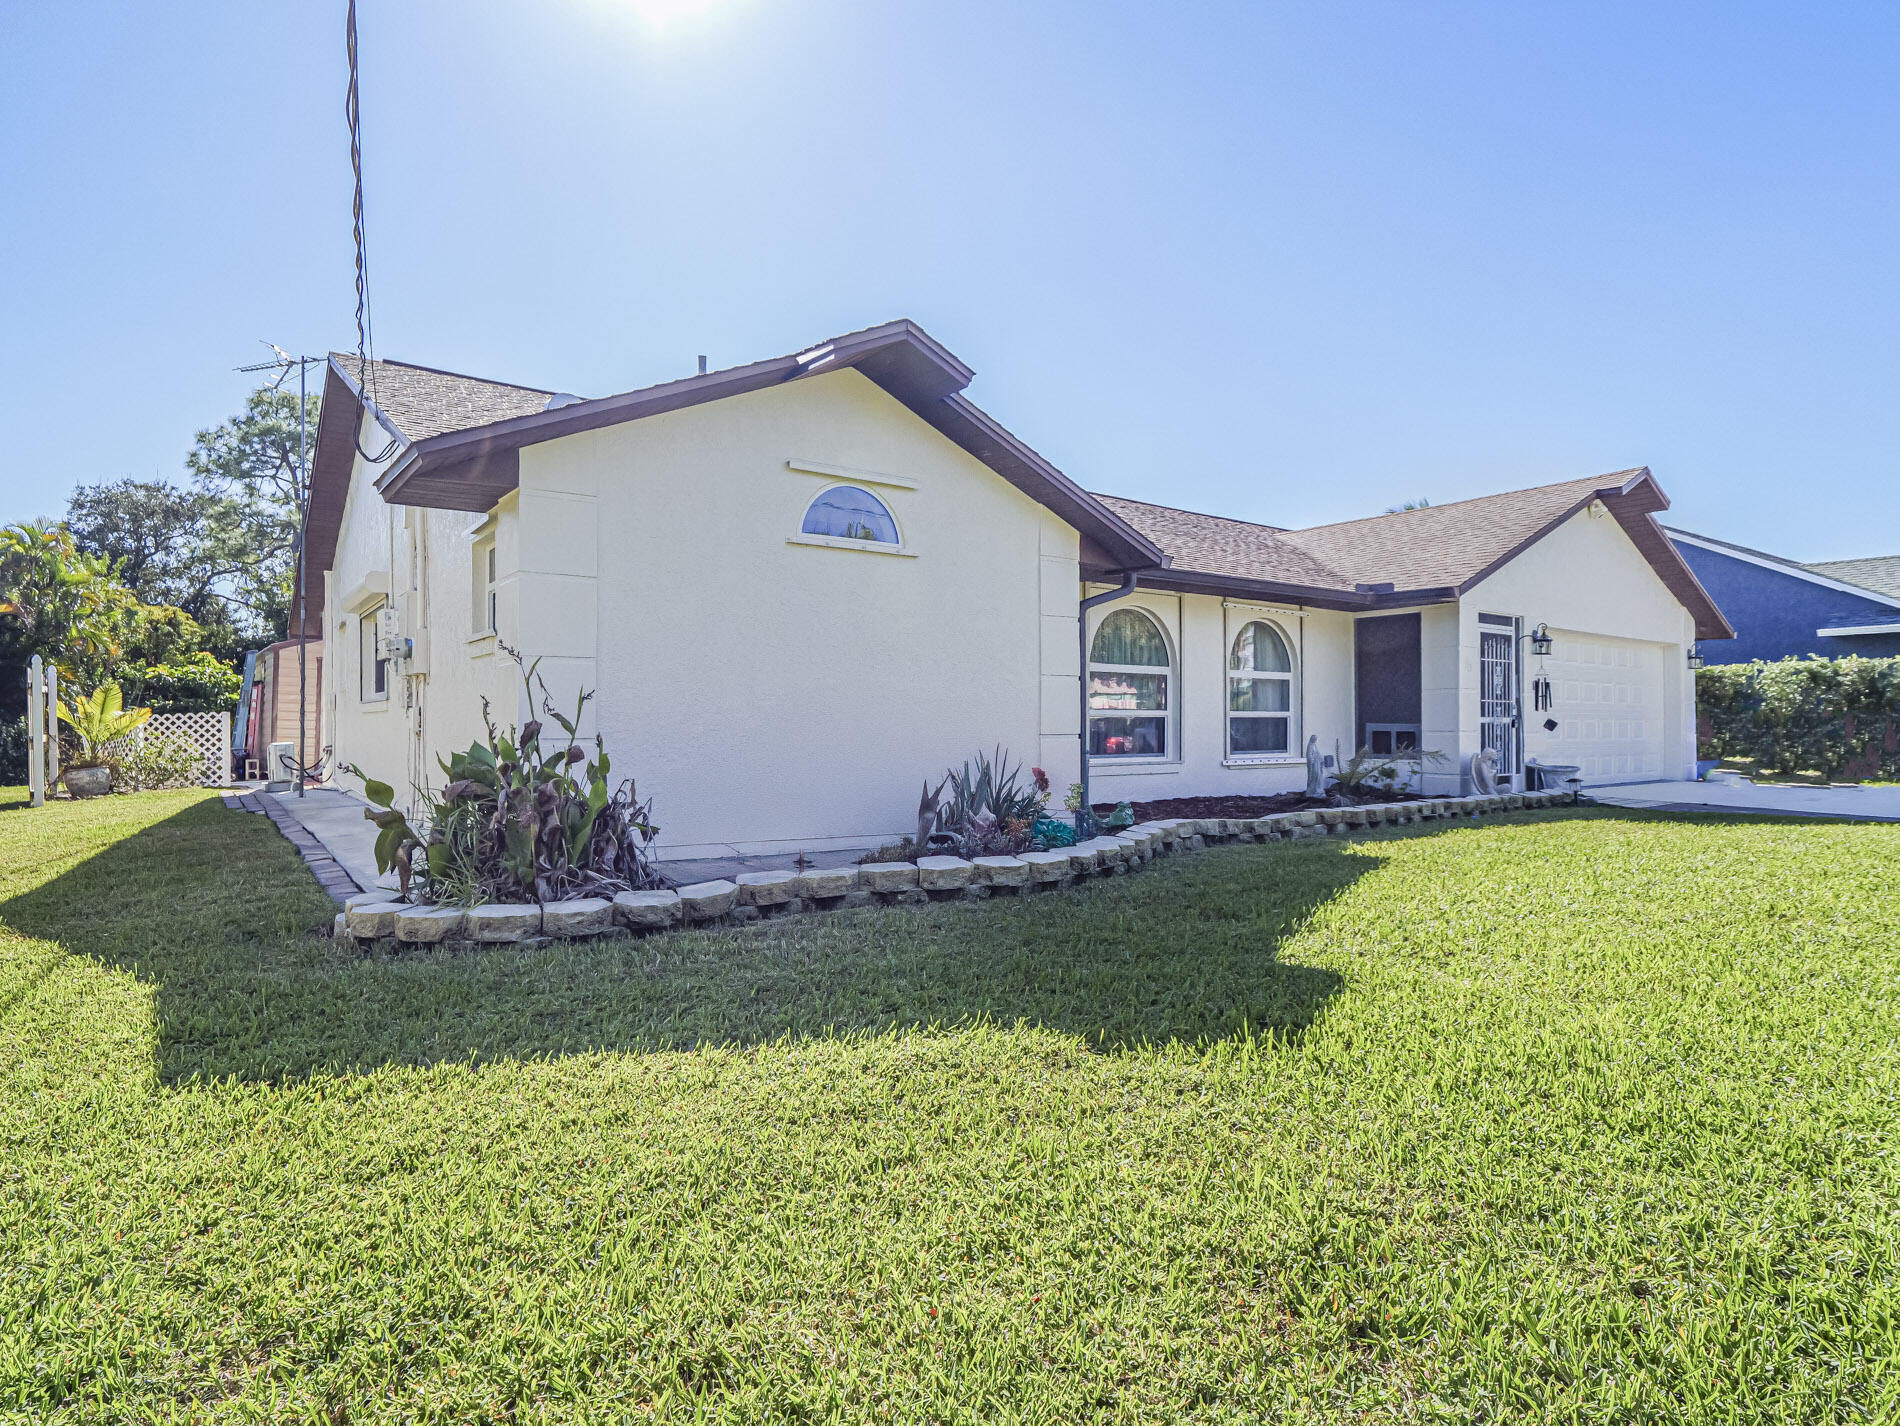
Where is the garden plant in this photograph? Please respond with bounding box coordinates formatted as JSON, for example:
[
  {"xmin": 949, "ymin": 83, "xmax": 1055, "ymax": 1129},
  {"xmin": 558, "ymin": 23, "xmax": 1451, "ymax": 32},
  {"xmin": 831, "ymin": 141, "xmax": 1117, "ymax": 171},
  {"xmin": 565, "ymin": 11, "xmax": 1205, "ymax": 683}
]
[{"xmin": 348, "ymin": 650, "xmax": 663, "ymax": 903}]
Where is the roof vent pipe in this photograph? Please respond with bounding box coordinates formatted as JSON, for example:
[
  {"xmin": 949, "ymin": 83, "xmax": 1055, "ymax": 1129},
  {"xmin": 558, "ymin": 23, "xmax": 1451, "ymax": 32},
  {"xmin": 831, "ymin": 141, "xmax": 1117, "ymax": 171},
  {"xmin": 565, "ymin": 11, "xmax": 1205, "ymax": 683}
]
[{"xmin": 697, "ymin": 355, "xmax": 708, "ymax": 376}]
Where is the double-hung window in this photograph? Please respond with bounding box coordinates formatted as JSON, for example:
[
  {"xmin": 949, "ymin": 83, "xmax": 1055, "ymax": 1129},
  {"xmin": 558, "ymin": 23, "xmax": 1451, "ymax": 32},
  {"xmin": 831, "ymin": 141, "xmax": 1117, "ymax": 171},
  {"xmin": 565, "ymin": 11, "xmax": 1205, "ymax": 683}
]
[
  {"xmin": 1088, "ymin": 608, "xmax": 1171, "ymax": 757},
  {"xmin": 476, "ymin": 538, "xmax": 498, "ymax": 635},
  {"xmin": 1227, "ymin": 620, "xmax": 1294, "ymax": 754},
  {"xmin": 360, "ymin": 602, "xmax": 389, "ymax": 702}
]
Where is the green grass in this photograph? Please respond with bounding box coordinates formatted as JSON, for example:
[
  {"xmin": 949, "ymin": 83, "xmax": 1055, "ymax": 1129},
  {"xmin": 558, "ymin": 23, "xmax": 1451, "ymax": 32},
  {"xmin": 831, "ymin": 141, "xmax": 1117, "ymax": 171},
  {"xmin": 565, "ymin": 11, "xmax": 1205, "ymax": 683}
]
[{"xmin": 2, "ymin": 791, "xmax": 1896, "ymax": 1422}]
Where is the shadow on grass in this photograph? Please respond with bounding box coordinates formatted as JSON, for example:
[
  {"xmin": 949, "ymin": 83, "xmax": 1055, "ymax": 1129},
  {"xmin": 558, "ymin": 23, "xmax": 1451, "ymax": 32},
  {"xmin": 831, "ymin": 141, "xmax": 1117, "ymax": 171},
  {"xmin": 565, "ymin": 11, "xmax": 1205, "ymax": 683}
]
[{"xmin": 0, "ymin": 797, "xmax": 1376, "ymax": 1083}]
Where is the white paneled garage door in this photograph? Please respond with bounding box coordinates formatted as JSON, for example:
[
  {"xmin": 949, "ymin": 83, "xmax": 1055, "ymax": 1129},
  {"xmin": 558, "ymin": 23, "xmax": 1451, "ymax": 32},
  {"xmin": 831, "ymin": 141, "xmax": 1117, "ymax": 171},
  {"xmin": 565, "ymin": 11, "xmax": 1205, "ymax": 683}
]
[{"xmin": 1537, "ymin": 633, "xmax": 1667, "ymax": 783}]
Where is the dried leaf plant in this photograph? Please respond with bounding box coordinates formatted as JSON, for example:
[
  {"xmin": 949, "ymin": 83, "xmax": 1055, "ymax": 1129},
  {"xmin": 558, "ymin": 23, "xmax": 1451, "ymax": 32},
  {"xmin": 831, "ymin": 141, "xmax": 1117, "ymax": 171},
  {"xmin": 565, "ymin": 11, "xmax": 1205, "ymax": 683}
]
[{"xmin": 346, "ymin": 646, "xmax": 664, "ymax": 904}]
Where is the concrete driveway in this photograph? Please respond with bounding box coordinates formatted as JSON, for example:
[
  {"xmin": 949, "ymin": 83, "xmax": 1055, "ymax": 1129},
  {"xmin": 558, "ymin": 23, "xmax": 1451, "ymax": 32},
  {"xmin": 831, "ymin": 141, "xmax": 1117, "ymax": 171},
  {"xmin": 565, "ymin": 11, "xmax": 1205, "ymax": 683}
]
[{"xmin": 1588, "ymin": 779, "xmax": 1900, "ymax": 821}]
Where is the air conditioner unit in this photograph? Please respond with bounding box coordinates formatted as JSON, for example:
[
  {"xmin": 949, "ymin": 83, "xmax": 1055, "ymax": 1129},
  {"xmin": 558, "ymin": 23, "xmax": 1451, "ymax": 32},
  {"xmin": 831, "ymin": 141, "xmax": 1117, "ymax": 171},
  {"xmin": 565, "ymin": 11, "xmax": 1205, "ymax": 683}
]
[{"xmin": 375, "ymin": 606, "xmax": 410, "ymax": 663}]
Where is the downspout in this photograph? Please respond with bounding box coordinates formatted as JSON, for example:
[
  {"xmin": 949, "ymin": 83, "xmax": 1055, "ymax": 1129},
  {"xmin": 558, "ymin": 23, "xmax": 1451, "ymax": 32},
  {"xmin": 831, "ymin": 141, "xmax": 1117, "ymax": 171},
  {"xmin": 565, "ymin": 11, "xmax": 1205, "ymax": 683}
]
[{"xmin": 1077, "ymin": 571, "xmax": 1140, "ymax": 826}]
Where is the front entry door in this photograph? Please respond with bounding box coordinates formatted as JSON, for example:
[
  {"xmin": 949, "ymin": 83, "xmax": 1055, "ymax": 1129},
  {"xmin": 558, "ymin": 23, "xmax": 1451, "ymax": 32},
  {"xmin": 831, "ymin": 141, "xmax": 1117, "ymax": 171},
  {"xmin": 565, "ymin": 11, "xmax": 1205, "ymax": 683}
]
[{"xmin": 1479, "ymin": 619, "xmax": 1518, "ymax": 783}]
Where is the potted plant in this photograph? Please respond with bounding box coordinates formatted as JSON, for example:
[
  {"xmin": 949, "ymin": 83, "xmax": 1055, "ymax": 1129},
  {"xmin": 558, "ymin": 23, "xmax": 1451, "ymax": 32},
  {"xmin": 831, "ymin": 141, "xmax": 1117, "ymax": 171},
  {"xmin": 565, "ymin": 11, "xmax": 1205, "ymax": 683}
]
[{"xmin": 57, "ymin": 682, "xmax": 150, "ymax": 797}]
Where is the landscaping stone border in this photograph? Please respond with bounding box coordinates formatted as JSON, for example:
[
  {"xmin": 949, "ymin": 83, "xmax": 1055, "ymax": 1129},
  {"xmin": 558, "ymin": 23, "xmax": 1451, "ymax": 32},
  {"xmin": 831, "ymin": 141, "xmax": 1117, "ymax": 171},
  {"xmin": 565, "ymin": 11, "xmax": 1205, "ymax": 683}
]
[
  {"xmin": 224, "ymin": 791, "xmax": 363, "ymax": 905},
  {"xmin": 329, "ymin": 790, "xmax": 1579, "ymax": 948}
]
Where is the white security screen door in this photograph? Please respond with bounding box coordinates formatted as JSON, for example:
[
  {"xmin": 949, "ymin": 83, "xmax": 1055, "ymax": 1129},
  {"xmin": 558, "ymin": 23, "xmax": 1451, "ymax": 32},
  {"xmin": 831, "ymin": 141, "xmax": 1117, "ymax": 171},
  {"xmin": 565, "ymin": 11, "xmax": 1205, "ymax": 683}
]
[{"xmin": 1479, "ymin": 616, "xmax": 1518, "ymax": 778}]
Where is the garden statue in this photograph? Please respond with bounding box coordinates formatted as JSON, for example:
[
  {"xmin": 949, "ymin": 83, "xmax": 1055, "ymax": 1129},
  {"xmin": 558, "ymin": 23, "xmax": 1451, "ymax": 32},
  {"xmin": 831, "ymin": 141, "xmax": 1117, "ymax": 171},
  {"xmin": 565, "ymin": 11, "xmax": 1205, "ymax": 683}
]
[
  {"xmin": 1304, "ymin": 734, "xmax": 1326, "ymax": 799},
  {"xmin": 1469, "ymin": 747, "xmax": 1501, "ymax": 796}
]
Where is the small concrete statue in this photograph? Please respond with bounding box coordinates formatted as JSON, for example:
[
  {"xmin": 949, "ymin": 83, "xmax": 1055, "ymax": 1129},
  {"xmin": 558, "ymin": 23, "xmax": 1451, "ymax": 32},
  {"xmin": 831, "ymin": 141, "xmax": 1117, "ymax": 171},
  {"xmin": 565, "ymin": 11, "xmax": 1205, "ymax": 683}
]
[
  {"xmin": 1469, "ymin": 747, "xmax": 1501, "ymax": 796},
  {"xmin": 1304, "ymin": 733, "xmax": 1326, "ymax": 799}
]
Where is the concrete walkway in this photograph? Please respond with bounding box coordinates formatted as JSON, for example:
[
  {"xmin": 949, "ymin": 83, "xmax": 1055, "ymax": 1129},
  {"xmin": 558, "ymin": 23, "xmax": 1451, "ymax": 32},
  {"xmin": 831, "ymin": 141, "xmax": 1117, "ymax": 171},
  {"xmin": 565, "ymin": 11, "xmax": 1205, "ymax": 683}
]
[
  {"xmin": 1588, "ymin": 779, "xmax": 1900, "ymax": 821},
  {"xmin": 264, "ymin": 788, "xmax": 400, "ymax": 894}
]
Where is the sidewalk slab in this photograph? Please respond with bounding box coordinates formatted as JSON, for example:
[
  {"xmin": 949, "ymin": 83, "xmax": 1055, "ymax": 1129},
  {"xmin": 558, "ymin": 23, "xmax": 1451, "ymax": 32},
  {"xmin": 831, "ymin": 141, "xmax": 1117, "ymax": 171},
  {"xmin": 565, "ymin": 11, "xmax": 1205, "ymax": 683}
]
[{"xmin": 1588, "ymin": 779, "xmax": 1900, "ymax": 822}]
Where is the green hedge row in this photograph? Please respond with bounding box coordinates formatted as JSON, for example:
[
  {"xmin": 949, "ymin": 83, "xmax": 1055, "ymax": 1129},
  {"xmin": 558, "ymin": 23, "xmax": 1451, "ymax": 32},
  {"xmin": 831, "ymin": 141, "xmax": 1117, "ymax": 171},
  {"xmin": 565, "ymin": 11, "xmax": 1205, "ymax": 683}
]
[
  {"xmin": 115, "ymin": 654, "xmax": 243, "ymax": 714},
  {"xmin": 1697, "ymin": 655, "xmax": 1900, "ymax": 779}
]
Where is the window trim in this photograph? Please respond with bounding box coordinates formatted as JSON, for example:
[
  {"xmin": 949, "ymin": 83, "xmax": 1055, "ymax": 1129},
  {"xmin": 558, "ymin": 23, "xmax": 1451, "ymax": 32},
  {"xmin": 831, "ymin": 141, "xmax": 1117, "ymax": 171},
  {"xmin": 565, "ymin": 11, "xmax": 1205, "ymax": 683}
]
[
  {"xmin": 471, "ymin": 535, "xmax": 499, "ymax": 639},
  {"xmin": 1223, "ymin": 613, "xmax": 1301, "ymax": 764},
  {"xmin": 1087, "ymin": 604, "xmax": 1177, "ymax": 764},
  {"xmin": 359, "ymin": 601, "xmax": 390, "ymax": 704},
  {"xmin": 790, "ymin": 482, "xmax": 912, "ymax": 556}
]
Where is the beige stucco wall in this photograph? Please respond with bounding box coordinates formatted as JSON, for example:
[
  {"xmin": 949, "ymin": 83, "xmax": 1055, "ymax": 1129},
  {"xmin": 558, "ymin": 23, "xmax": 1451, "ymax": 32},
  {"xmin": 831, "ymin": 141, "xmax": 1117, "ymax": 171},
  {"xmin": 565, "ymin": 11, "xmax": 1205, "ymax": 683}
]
[
  {"xmin": 1457, "ymin": 504, "xmax": 1698, "ymax": 786},
  {"xmin": 1085, "ymin": 504, "xmax": 1698, "ymax": 803},
  {"xmin": 323, "ymin": 408, "xmax": 518, "ymax": 813},
  {"xmin": 317, "ymin": 370, "xmax": 1702, "ymax": 843},
  {"xmin": 506, "ymin": 366, "xmax": 1078, "ymax": 857},
  {"xmin": 1082, "ymin": 588, "xmax": 1357, "ymax": 804}
]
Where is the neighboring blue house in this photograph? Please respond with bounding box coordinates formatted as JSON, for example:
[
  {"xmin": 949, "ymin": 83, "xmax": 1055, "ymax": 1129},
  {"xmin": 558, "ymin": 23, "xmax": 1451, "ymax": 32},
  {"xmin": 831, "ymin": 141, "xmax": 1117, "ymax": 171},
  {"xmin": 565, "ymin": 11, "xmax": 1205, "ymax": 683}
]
[{"xmin": 1665, "ymin": 528, "xmax": 1900, "ymax": 664}]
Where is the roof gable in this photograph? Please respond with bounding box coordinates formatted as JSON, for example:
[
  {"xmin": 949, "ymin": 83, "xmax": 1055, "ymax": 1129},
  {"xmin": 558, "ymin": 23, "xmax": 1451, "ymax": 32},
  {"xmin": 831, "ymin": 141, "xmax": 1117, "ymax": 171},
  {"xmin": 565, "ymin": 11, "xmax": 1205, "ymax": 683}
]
[
  {"xmin": 1101, "ymin": 470, "xmax": 1733, "ymax": 639},
  {"xmin": 1276, "ymin": 473, "xmax": 1631, "ymax": 591},
  {"xmin": 329, "ymin": 353, "xmax": 557, "ymax": 441},
  {"xmin": 304, "ymin": 320, "xmax": 1162, "ymax": 579}
]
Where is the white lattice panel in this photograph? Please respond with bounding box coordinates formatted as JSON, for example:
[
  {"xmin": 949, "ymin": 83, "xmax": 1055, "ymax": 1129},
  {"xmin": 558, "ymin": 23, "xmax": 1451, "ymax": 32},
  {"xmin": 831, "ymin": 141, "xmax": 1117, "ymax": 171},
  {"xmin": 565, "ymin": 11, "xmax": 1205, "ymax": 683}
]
[
  {"xmin": 101, "ymin": 712, "xmax": 231, "ymax": 787},
  {"xmin": 149, "ymin": 711, "xmax": 231, "ymax": 787}
]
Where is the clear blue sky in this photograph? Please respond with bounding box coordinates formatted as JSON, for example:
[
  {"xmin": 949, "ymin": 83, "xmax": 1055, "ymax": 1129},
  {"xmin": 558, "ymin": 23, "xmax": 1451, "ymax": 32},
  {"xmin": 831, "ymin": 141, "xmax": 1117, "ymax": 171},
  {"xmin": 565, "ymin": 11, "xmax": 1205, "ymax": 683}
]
[{"xmin": 3, "ymin": 1, "xmax": 1895, "ymax": 556}]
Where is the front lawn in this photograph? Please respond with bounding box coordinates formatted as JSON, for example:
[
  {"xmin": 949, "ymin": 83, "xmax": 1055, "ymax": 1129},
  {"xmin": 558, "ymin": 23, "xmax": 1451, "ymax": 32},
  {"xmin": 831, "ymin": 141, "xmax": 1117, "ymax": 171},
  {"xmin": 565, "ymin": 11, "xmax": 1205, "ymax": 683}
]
[{"xmin": 3, "ymin": 792, "xmax": 1895, "ymax": 1421}]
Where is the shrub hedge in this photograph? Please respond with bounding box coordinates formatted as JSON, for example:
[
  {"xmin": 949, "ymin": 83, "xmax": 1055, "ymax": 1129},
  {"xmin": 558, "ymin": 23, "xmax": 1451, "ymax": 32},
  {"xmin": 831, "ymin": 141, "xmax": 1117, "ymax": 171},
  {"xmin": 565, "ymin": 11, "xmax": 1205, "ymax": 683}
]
[
  {"xmin": 1698, "ymin": 655, "xmax": 1900, "ymax": 778},
  {"xmin": 115, "ymin": 653, "xmax": 242, "ymax": 714}
]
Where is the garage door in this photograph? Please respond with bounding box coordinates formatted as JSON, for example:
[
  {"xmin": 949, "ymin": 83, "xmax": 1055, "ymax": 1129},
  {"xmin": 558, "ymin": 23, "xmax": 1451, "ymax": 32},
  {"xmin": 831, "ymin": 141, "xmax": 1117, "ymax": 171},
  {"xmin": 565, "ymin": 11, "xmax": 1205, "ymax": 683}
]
[{"xmin": 1534, "ymin": 633, "xmax": 1667, "ymax": 784}]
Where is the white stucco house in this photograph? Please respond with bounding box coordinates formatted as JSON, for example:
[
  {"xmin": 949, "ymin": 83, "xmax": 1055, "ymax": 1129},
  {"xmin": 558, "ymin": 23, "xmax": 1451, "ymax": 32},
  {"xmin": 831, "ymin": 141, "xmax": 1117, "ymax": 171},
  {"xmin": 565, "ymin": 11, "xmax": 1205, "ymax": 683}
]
[{"xmin": 303, "ymin": 320, "xmax": 1732, "ymax": 858}]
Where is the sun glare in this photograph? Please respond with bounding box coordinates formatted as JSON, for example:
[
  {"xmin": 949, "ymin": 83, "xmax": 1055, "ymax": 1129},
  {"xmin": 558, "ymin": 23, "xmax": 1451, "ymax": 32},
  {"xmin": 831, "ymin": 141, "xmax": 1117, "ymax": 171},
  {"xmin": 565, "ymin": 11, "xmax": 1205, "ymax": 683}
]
[{"xmin": 616, "ymin": 0, "xmax": 723, "ymax": 28}]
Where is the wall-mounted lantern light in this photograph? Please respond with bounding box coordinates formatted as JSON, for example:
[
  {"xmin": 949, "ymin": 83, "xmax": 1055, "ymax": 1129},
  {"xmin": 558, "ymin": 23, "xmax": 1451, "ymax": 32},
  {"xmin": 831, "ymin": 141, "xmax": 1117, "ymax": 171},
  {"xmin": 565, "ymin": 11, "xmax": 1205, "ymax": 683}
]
[
  {"xmin": 1687, "ymin": 645, "xmax": 1705, "ymax": 671},
  {"xmin": 1528, "ymin": 623, "xmax": 1554, "ymax": 657}
]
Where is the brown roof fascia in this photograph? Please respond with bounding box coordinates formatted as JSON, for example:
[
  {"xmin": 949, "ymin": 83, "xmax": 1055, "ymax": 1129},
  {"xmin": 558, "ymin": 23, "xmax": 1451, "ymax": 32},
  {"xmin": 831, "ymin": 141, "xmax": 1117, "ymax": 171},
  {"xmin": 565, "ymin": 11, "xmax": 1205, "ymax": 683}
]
[
  {"xmin": 1600, "ymin": 478, "xmax": 1735, "ymax": 641},
  {"xmin": 1138, "ymin": 567, "xmax": 1380, "ymax": 612},
  {"xmin": 370, "ymin": 319, "xmax": 1163, "ymax": 572},
  {"xmin": 918, "ymin": 392, "xmax": 1164, "ymax": 570},
  {"xmin": 1449, "ymin": 468, "xmax": 1734, "ymax": 642},
  {"xmin": 297, "ymin": 361, "xmax": 373, "ymax": 635}
]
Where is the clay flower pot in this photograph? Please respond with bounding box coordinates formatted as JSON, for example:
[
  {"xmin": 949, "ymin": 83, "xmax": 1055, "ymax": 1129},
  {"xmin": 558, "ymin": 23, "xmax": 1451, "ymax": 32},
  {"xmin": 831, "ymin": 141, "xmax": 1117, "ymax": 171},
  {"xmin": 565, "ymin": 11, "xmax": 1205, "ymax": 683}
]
[{"xmin": 63, "ymin": 765, "xmax": 112, "ymax": 798}]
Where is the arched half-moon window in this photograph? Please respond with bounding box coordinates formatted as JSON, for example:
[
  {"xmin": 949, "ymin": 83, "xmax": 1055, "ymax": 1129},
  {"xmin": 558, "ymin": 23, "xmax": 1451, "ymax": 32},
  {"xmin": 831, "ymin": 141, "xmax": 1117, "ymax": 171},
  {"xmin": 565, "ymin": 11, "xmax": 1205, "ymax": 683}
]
[{"xmin": 800, "ymin": 485, "xmax": 900, "ymax": 544}]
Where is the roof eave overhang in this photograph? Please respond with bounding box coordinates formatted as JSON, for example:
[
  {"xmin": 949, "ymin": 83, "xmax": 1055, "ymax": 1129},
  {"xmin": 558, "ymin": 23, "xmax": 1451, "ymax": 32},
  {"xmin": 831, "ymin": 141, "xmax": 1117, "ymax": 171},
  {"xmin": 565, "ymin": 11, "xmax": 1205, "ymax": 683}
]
[
  {"xmin": 1133, "ymin": 567, "xmax": 1458, "ymax": 613},
  {"xmin": 297, "ymin": 358, "xmax": 393, "ymax": 635},
  {"xmin": 1453, "ymin": 469, "xmax": 1735, "ymax": 643},
  {"xmin": 370, "ymin": 319, "xmax": 1163, "ymax": 571}
]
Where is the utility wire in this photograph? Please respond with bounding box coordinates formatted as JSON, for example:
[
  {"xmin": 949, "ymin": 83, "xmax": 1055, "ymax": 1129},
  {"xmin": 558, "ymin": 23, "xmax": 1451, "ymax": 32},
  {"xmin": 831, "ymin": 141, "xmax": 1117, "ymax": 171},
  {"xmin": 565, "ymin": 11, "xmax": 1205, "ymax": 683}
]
[{"xmin": 347, "ymin": 0, "xmax": 400, "ymax": 464}]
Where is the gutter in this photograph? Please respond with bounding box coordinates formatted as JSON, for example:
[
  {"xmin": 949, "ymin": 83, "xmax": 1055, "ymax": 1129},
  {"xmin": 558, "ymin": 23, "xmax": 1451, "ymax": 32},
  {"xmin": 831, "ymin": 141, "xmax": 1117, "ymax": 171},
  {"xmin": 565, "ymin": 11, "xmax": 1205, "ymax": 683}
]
[{"xmin": 1077, "ymin": 571, "xmax": 1141, "ymax": 825}]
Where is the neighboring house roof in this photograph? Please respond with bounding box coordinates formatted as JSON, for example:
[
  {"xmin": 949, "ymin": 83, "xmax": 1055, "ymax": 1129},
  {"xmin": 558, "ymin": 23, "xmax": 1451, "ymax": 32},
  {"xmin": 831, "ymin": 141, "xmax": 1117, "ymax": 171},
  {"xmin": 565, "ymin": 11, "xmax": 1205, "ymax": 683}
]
[
  {"xmin": 1664, "ymin": 527, "xmax": 1900, "ymax": 610},
  {"xmin": 1803, "ymin": 555, "xmax": 1900, "ymax": 602},
  {"xmin": 1104, "ymin": 471, "xmax": 1733, "ymax": 639}
]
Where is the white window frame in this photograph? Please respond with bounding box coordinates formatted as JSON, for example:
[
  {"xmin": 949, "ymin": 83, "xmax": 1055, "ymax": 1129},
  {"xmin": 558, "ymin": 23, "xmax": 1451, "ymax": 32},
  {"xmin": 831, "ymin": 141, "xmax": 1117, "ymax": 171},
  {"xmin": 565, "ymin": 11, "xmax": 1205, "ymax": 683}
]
[
  {"xmin": 472, "ymin": 535, "xmax": 498, "ymax": 637},
  {"xmin": 786, "ymin": 482, "xmax": 915, "ymax": 557},
  {"xmin": 359, "ymin": 601, "xmax": 389, "ymax": 703},
  {"xmin": 1087, "ymin": 604, "xmax": 1176, "ymax": 764},
  {"xmin": 1225, "ymin": 617, "xmax": 1299, "ymax": 761}
]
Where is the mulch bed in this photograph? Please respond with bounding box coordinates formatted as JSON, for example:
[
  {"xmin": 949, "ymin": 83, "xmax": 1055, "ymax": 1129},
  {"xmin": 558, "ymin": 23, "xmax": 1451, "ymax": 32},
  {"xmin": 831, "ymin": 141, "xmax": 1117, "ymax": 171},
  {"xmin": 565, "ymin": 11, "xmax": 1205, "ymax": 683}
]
[{"xmin": 1094, "ymin": 790, "xmax": 1425, "ymax": 822}]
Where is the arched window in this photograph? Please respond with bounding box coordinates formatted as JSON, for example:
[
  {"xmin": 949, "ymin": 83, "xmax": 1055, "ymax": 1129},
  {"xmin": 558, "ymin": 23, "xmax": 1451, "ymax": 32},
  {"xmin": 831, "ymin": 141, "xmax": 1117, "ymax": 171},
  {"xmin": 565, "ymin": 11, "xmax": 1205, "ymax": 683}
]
[
  {"xmin": 1228, "ymin": 620, "xmax": 1294, "ymax": 755},
  {"xmin": 800, "ymin": 485, "xmax": 899, "ymax": 544},
  {"xmin": 1089, "ymin": 607, "xmax": 1171, "ymax": 758}
]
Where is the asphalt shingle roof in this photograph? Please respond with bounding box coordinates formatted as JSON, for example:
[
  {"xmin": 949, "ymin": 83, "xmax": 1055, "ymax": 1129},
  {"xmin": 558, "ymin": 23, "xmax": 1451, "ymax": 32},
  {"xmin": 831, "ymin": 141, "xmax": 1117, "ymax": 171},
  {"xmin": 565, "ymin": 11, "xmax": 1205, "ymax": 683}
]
[
  {"xmin": 1091, "ymin": 496, "xmax": 1348, "ymax": 590},
  {"xmin": 331, "ymin": 353, "xmax": 559, "ymax": 442},
  {"xmin": 1802, "ymin": 555, "xmax": 1900, "ymax": 602},
  {"xmin": 1097, "ymin": 472, "xmax": 1641, "ymax": 594}
]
